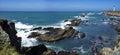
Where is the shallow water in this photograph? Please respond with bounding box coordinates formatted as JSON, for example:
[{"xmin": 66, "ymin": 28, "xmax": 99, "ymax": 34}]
[{"xmin": 0, "ymin": 11, "xmax": 118, "ymax": 54}]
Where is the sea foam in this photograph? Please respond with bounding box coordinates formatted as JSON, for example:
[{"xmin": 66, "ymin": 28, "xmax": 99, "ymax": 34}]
[{"xmin": 15, "ymin": 22, "xmax": 41, "ymax": 47}]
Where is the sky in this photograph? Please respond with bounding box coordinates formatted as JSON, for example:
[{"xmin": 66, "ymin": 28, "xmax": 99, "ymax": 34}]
[{"xmin": 0, "ymin": 0, "xmax": 120, "ymax": 11}]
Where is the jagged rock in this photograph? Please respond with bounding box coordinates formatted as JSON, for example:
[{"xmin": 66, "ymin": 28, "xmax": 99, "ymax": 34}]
[
  {"xmin": 64, "ymin": 20, "xmax": 69, "ymax": 22},
  {"xmin": 31, "ymin": 27, "xmax": 42, "ymax": 31},
  {"xmin": 28, "ymin": 32, "xmax": 41, "ymax": 38},
  {"xmin": 57, "ymin": 51, "xmax": 78, "ymax": 55},
  {"xmin": 28, "ymin": 27, "xmax": 76, "ymax": 42},
  {"xmin": 0, "ymin": 19, "xmax": 21, "ymax": 51},
  {"xmin": 99, "ymin": 47, "xmax": 113, "ymax": 55}
]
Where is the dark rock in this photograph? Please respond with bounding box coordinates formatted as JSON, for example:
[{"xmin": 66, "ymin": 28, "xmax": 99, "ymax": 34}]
[
  {"xmin": 21, "ymin": 44, "xmax": 48, "ymax": 55},
  {"xmin": 28, "ymin": 32, "xmax": 41, "ymax": 38},
  {"xmin": 115, "ymin": 26, "xmax": 120, "ymax": 32},
  {"xmin": 77, "ymin": 32, "xmax": 86, "ymax": 39},
  {"xmin": 43, "ymin": 27, "xmax": 54, "ymax": 31},
  {"xmin": 80, "ymin": 32, "xmax": 86, "ymax": 38},
  {"xmin": 57, "ymin": 51, "xmax": 78, "ymax": 55},
  {"xmin": 0, "ymin": 19, "xmax": 21, "ymax": 51},
  {"xmin": 98, "ymin": 36, "xmax": 103, "ymax": 41},
  {"xmin": 64, "ymin": 20, "xmax": 69, "ymax": 22},
  {"xmin": 36, "ymin": 27, "xmax": 76, "ymax": 42},
  {"xmin": 42, "ymin": 49, "xmax": 56, "ymax": 55},
  {"xmin": 31, "ymin": 27, "xmax": 42, "ymax": 31},
  {"xmin": 81, "ymin": 15, "xmax": 85, "ymax": 17}
]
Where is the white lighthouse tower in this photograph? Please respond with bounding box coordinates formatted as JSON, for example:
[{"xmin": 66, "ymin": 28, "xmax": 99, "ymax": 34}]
[{"xmin": 113, "ymin": 5, "xmax": 116, "ymax": 11}]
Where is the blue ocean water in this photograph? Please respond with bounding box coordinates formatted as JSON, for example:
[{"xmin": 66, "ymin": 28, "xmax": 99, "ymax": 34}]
[{"xmin": 0, "ymin": 11, "xmax": 118, "ymax": 55}]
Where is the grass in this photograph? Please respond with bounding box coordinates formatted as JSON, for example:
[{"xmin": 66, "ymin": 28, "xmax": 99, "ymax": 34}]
[
  {"xmin": 0, "ymin": 42, "xmax": 19, "ymax": 55},
  {"xmin": 0, "ymin": 27, "xmax": 20, "ymax": 55}
]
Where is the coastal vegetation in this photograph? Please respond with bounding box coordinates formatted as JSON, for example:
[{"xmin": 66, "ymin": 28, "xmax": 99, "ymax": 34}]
[{"xmin": 0, "ymin": 27, "xmax": 19, "ymax": 55}]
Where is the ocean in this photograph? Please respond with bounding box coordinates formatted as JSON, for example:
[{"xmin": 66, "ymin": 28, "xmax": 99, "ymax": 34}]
[{"xmin": 0, "ymin": 11, "xmax": 118, "ymax": 55}]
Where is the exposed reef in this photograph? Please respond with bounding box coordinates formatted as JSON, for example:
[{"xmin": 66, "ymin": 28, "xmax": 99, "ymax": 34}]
[
  {"xmin": 28, "ymin": 27, "xmax": 79, "ymax": 42},
  {"xmin": 28, "ymin": 18, "xmax": 85, "ymax": 42}
]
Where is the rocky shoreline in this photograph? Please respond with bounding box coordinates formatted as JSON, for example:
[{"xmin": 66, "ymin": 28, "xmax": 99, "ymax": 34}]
[
  {"xmin": 1, "ymin": 11, "xmax": 120, "ymax": 55},
  {"xmin": 0, "ymin": 18, "xmax": 84, "ymax": 55},
  {"xmin": 98, "ymin": 11, "xmax": 120, "ymax": 55},
  {"xmin": 104, "ymin": 11, "xmax": 120, "ymax": 17}
]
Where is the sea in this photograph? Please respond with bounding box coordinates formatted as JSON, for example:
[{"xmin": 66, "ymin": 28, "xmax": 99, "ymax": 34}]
[{"xmin": 0, "ymin": 11, "xmax": 118, "ymax": 55}]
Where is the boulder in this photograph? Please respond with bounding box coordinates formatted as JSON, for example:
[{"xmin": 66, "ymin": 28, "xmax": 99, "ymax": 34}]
[
  {"xmin": 64, "ymin": 20, "xmax": 69, "ymax": 22},
  {"xmin": 99, "ymin": 47, "xmax": 113, "ymax": 55},
  {"xmin": 80, "ymin": 32, "xmax": 86, "ymax": 39},
  {"xmin": 115, "ymin": 26, "xmax": 120, "ymax": 32},
  {"xmin": 77, "ymin": 32, "xmax": 86, "ymax": 39}
]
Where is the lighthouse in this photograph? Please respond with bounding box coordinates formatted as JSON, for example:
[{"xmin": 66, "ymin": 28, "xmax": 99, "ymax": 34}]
[{"xmin": 113, "ymin": 5, "xmax": 116, "ymax": 11}]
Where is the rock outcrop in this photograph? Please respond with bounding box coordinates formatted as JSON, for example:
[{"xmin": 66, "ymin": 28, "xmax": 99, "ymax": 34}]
[
  {"xmin": 21, "ymin": 44, "xmax": 48, "ymax": 55},
  {"xmin": 104, "ymin": 11, "xmax": 120, "ymax": 17},
  {"xmin": 0, "ymin": 19, "xmax": 21, "ymax": 51},
  {"xmin": 28, "ymin": 27, "xmax": 78, "ymax": 42}
]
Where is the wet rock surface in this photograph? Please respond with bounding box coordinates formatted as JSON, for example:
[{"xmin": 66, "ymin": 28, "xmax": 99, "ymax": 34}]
[{"xmin": 28, "ymin": 27, "xmax": 79, "ymax": 42}]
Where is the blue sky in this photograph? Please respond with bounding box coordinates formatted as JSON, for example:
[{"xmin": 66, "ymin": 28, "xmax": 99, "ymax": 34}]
[{"xmin": 0, "ymin": 0, "xmax": 120, "ymax": 11}]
